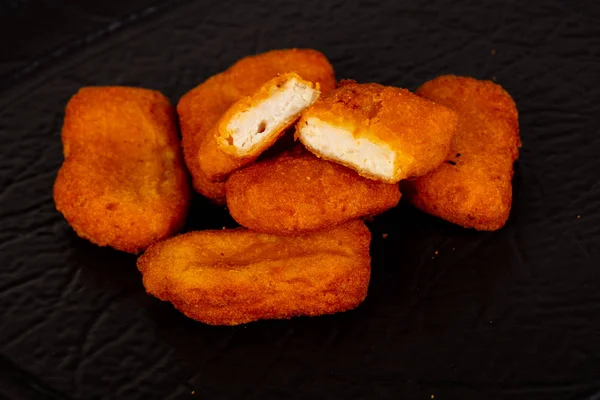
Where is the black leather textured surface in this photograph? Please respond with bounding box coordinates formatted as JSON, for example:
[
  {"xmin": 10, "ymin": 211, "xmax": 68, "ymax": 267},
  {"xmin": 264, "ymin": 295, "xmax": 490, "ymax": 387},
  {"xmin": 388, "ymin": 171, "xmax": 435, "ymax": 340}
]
[{"xmin": 1, "ymin": 1, "xmax": 600, "ymax": 399}]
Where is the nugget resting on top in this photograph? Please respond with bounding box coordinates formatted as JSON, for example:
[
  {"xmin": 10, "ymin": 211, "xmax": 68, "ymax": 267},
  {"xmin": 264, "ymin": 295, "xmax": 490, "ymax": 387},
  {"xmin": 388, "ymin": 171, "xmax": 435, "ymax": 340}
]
[
  {"xmin": 402, "ymin": 75, "xmax": 520, "ymax": 231},
  {"xmin": 226, "ymin": 148, "xmax": 401, "ymax": 235},
  {"xmin": 177, "ymin": 48, "xmax": 336, "ymax": 195},
  {"xmin": 137, "ymin": 220, "xmax": 371, "ymax": 326},
  {"xmin": 200, "ymin": 73, "xmax": 320, "ymax": 181},
  {"xmin": 54, "ymin": 87, "xmax": 190, "ymax": 253},
  {"xmin": 296, "ymin": 80, "xmax": 458, "ymax": 183}
]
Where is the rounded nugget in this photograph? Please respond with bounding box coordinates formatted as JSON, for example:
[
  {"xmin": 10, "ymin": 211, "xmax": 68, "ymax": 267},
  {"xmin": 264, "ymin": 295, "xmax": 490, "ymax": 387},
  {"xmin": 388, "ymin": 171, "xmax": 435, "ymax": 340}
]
[
  {"xmin": 54, "ymin": 87, "xmax": 191, "ymax": 254},
  {"xmin": 297, "ymin": 80, "xmax": 459, "ymax": 183},
  {"xmin": 226, "ymin": 148, "xmax": 401, "ymax": 235},
  {"xmin": 177, "ymin": 48, "xmax": 336, "ymax": 198},
  {"xmin": 402, "ymin": 75, "xmax": 520, "ymax": 231},
  {"xmin": 137, "ymin": 220, "xmax": 371, "ymax": 326}
]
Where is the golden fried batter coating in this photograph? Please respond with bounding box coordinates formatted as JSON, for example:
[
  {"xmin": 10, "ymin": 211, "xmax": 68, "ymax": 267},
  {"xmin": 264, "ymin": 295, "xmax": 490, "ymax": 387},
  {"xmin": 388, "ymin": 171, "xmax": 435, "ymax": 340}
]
[
  {"xmin": 296, "ymin": 80, "xmax": 458, "ymax": 183},
  {"xmin": 54, "ymin": 87, "xmax": 190, "ymax": 253},
  {"xmin": 137, "ymin": 220, "xmax": 371, "ymax": 325},
  {"xmin": 226, "ymin": 148, "xmax": 401, "ymax": 235},
  {"xmin": 402, "ymin": 75, "xmax": 520, "ymax": 231},
  {"xmin": 177, "ymin": 48, "xmax": 336, "ymax": 193}
]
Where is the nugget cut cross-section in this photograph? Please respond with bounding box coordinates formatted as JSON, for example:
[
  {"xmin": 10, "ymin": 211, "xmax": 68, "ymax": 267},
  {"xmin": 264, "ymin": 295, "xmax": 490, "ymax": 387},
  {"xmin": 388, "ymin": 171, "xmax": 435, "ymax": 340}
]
[
  {"xmin": 226, "ymin": 148, "xmax": 401, "ymax": 235},
  {"xmin": 137, "ymin": 220, "xmax": 371, "ymax": 326},
  {"xmin": 219, "ymin": 73, "xmax": 319, "ymax": 156},
  {"xmin": 402, "ymin": 75, "xmax": 520, "ymax": 231},
  {"xmin": 54, "ymin": 87, "xmax": 191, "ymax": 254},
  {"xmin": 297, "ymin": 81, "xmax": 459, "ymax": 183},
  {"xmin": 177, "ymin": 48, "xmax": 336, "ymax": 197},
  {"xmin": 198, "ymin": 73, "xmax": 320, "ymax": 180}
]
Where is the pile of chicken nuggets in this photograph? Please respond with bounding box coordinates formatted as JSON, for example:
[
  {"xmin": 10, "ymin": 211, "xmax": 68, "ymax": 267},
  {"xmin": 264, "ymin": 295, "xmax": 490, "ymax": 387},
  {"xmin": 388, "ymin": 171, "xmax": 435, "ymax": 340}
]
[{"xmin": 54, "ymin": 48, "xmax": 520, "ymax": 325}]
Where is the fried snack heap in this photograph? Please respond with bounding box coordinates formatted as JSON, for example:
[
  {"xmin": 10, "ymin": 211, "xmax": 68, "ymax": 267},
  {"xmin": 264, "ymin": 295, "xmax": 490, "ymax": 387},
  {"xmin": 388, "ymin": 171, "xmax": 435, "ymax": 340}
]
[
  {"xmin": 137, "ymin": 220, "xmax": 371, "ymax": 325},
  {"xmin": 226, "ymin": 148, "xmax": 401, "ymax": 235},
  {"xmin": 177, "ymin": 48, "xmax": 336, "ymax": 202},
  {"xmin": 54, "ymin": 87, "xmax": 190, "ymax": 253},
  {"xmin": 297, "ymin": 80, "xmax": 458, "ymax": 183},
  {"xmin": 402, "ymin": 75, "xmax": 520, "ymax": 231}
]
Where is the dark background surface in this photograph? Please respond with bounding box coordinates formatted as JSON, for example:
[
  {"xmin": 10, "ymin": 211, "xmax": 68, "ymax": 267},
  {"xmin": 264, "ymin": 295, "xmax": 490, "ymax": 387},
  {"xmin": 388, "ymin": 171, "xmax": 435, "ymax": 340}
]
[{"xmin": 1, "ymin": 0, "xmax": 600, "ymax": 399}]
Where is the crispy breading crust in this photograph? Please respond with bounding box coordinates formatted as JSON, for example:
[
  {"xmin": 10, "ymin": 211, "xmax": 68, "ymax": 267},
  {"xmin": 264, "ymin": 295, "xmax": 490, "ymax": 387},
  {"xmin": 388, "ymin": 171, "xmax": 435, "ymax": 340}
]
[
  {"xmin": 177, "ymin": 48, "xmax": 336, "ymax": 192},
  {"xmin": 226, "ymin": 148, "xmax": 401, "ymax": 235},
  {"xmin": 402, "ymin": 75, "xmax": 520, "ymax": 231},
  {"xmin": 54, "ymin": 87, "xmax": 191, "ymax": 253},
  {"xmin": 296, "ymin": 80, "xmax": 458, "ymax": 183},
  {"xmin": 137, "ymin": 220, "xmax": 371, "ymax": 325}
]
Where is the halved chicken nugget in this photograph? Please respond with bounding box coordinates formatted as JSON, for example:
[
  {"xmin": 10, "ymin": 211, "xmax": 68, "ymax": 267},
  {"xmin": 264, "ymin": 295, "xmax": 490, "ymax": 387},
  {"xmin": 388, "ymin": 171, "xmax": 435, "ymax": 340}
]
[
  {"xmin": 200, "ymin": 73, "xmax": 320, "ymax": 180},
  {"xmin": 296, "ymin": 80, "xmax": 459, "ymax": 183},
  {"xmin": 177, "ymin": 48, "xmax": 336, "ymax": 197},
  {"xmin": 54, "ymin": 87, "xmax": 190, "ymax": 253},
  {"xmin": 402, "ymin": 75, "xmax": 520, "ymax": 231},
  {"xmin": 226, "ymin": 148, "xmax": 401, "ymax": 235},
  {"xmin": 137, "ymin": 220, "xmax": 371, "ymax": 326}
]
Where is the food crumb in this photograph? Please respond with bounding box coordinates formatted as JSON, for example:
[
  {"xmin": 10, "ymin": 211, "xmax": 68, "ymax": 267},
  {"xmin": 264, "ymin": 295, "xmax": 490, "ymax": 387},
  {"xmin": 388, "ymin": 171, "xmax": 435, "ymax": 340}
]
[
  {"xmin": 452, "ymin": 247, "xmax": 455, "ymax": 251},
  {"xmin": 191, "ymin": 391, "xmax": 195, "ymax": 395},
  {"xmin": 577, "ymin": 215, "xmax": 581, "ymax": 219},
  {"xmin": 434, "ymin": 250, "xmax": 439, "ymax": 255},
  {"xmin": 382, "ymin": 233, "xmax": 388, "ymax": 239},
  {"xmin": 491, "ymin": 49, "xmax": 496, "ymax": 55},
  {"xmin": 431, "ymin": 395, "xmax": 435, "ymax": 399},
  {"xmin": 222, "ymin": 226, "xmax": 226, "ymax": 230}
]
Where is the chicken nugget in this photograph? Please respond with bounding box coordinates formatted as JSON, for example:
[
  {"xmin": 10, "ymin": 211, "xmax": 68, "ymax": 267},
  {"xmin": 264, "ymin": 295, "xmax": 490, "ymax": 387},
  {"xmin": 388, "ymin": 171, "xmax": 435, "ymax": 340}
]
[
  {"xmin": 226, "ymin": 148, "xmax": 401, "ymax": 235},
  {"xmin": 54, "ymin": 87, "xmax": 191, "ymax": 254},
  {"xmin": 137, "ymin": 220, "xmax": 371, "ymax": 325},
  {"xmin": 401, "ymin": 75, "xmax": 520, "ymax": 231},
  {"xmin": 177, "ymin": 48, "xmax": 336, "ymax": 194},
  {"xmin": 199, "ymin": 73, "xmax": 320, "ymax": 181},
  {"xmin": 296, "ymin": 80, "xmax": 459, "ymax": 183}
]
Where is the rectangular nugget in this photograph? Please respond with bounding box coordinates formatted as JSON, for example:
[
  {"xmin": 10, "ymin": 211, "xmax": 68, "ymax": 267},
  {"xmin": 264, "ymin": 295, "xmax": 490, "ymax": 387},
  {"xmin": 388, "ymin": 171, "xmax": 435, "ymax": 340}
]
[
  {"xmin": 137, "ymin": 220, "xmax": 371, "ymax": 325},
  {"xmin": 54, "ymin": 87, "xmax": 190, "ymax": 253},
  {"xmin": 297, "ymin": 80, "xmax": 458, "ymax": 183},
  {"xmin": 402, "ymin": 75, "xmax": 520, "ymax": 231}
]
